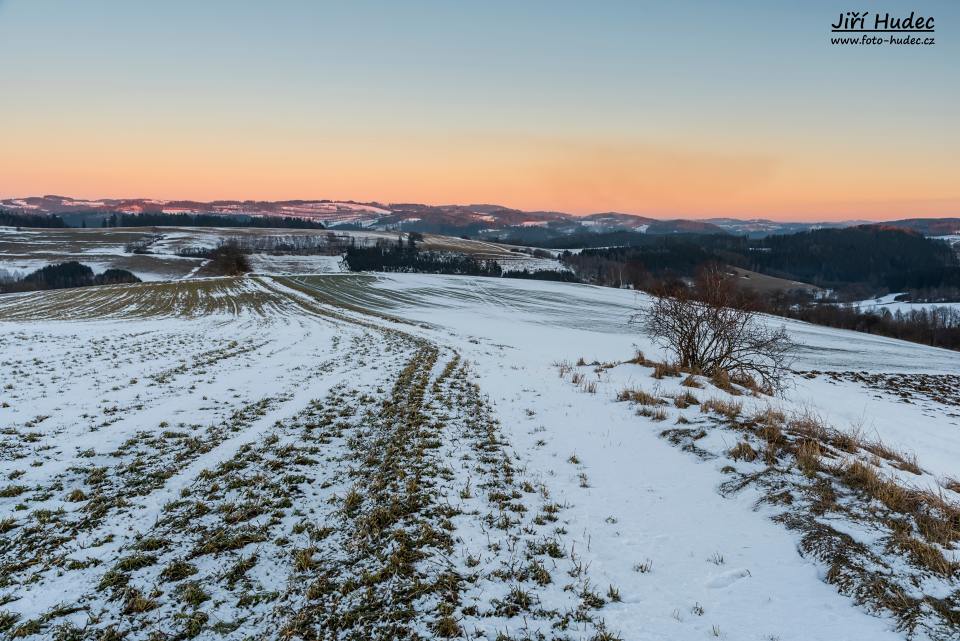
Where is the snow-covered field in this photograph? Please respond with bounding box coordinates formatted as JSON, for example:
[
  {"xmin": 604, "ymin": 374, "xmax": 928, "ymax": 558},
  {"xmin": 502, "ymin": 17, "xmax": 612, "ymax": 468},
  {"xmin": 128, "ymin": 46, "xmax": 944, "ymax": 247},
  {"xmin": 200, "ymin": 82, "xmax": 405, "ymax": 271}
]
[
  {"xmin": 246, "ymin": 254, "xmax": 347, "ymax": 275},
  {"xmin": 1, "ymin": 273, "xmax": 958, "ymax": 640},
  {"xmin": 857, "ymin": 293, "xmax": 960, "ymax": 316},
  {"xmin": 0, "ymin": 227, "xmax": 563, "ymax": 280}
]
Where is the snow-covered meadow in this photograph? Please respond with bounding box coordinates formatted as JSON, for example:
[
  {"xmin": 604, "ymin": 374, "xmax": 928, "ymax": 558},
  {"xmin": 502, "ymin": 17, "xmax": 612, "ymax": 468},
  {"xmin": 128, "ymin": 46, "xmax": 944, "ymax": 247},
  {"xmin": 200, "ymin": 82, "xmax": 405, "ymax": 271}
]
[
  {"xmin": 1, "ymin": 273, "xmax": 958, "ymax": 640},
  {"xmin": 0, "ymin": 227, "xmax": 567, "ymax": 283},
  {"xmin": 856, "ymin": 292, "xmax": 960, "ymax": 317}
]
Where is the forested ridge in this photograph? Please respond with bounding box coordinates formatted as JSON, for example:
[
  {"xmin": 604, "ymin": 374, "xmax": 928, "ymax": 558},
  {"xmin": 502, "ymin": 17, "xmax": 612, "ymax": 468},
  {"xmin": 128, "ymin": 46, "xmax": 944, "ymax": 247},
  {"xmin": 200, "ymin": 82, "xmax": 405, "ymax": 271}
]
[
  {"xmin": 0, "ymin": 209, "xmax": 326, "ymax": 230},
  {"xmin": 563, "ymin": 226, "xmax": 959, "ymax": 295},
  {"xmin": 0, "ymin": 210, "xmax": 68, "ymax": 228}
]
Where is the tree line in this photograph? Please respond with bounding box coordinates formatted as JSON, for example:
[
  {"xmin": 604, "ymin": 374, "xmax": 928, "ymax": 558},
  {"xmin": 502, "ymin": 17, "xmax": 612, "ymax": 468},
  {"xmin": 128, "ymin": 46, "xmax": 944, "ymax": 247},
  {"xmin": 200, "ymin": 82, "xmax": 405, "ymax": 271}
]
[
  {"xmin": 765, "ymin": 289, "xmax": 960, "ymax": 351},
  {"xmin": 651, "ymin": 271, "xmax": 960, "ymax": 353},
  {"xmin": 0, "ymin": 210, "xmax": 68, "ymax": 228},
  {"xmin": 0, "ymin": 262, "xmax": 140, "ymax": 294},
  {"xmin": 562, "ymin": 226, "xmax": 960, "ymax": 297},
  {"xmin": 344, "ymin": 237, "xmax": 503, "ymax": 276},
  {"xmin": 2, "ymin": 208, "xmax": 332, "ymax": 230},
  {"xmin": 98, "ymin": 212, "xmax": 328, "ymax": 229},
  {"xmin": 169, "ymin": 233, "xmax": 350, "ymax": 257}
]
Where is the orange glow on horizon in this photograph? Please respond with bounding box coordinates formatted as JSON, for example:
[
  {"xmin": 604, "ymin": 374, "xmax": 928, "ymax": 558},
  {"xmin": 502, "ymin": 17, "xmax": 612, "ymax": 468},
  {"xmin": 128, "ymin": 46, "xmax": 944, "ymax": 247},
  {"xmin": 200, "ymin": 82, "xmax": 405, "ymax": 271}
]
[{"xmin": 2, "ymin": 128, "xmax": 956, "ymax": 222}]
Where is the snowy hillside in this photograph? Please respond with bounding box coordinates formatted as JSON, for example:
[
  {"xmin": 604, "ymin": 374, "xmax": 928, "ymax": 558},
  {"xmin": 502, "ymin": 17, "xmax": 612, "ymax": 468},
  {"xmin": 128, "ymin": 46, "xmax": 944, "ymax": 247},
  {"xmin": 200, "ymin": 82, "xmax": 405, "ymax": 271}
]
[{"xmin": 0, "ymin": 274, "xmax": 958, "ymax": 640}]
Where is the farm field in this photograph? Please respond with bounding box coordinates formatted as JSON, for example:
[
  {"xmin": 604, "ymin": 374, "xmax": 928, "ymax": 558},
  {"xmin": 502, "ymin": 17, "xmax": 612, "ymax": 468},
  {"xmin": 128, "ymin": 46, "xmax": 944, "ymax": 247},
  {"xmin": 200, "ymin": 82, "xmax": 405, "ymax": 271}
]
[
  {"xmin": 1, "ymin": 273, "xmax": 959, "ymax": 640},
  {"xmin": 0, "ymin": 227, "xmax": 566, "ymax": 281}
]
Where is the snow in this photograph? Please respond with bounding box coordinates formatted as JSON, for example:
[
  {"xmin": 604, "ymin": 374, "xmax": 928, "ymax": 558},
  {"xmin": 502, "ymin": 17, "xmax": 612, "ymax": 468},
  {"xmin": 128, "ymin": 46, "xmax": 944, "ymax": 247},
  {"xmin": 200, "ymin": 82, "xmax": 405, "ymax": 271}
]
[
  {"xmin": 1, "ymin": 272, "xmax": 957, "ymax": 639},
  {"xmin": 497, "ymin": 256, "xmax": 570, "ymax": 273},
  {"xmin": 247, "ymin": 254, "xmax": 347, "ymax": 275},
  {"xmin": 856, "ymin": 292, "xmax": 960, "ymax": 315},
  {"xmin": 290, "ymin": 273, "xmax": 960, "ymax": 638},
  {"xmin": 0, "ymin": 257, "xmax": 177, "ymax": 282}
]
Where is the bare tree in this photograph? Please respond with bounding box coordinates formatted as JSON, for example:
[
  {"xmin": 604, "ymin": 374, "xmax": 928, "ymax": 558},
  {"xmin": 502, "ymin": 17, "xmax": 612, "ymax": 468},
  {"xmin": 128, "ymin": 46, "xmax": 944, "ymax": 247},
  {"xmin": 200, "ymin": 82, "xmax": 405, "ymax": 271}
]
[
  {"xmin": 637, "ymin": 266, "xmax": 795, "ymax": 393},
  {"xmin": 207, "ymin": 241, "xmax": 251, "ymax": 276}
]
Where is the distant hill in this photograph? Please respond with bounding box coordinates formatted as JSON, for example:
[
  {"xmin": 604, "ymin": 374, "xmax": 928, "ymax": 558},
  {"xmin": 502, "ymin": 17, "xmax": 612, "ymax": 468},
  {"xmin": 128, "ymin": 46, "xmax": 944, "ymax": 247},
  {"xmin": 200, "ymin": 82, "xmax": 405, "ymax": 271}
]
[
  {"xmin": 881, "ymin": 218, "xmax": 960, "ymax": 236},
  {"xmin": 1, "ymin": 195, "xmax": 956, "ymax": 243},
  {"xmin": 0, "ymin": 195, "xmax": 732, "ymax": 237},
  {"xmin": 704, "ymin": 218, "xmax": 868, "ymax": 237}
]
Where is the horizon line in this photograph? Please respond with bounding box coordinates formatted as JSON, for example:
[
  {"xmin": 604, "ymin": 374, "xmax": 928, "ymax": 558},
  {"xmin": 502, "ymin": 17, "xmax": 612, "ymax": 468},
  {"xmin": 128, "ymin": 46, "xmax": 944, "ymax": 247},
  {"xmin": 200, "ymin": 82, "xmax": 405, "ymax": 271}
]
[{"xmin": 2, "ymin": 192, "xmax": 958, "ymax": 226}]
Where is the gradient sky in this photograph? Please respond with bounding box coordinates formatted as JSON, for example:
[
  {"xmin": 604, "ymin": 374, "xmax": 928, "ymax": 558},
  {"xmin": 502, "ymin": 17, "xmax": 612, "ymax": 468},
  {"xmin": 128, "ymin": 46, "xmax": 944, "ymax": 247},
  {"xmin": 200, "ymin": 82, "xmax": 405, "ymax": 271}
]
[{"xmin": 1, "ymin": 1, "xmax": 957, "ymax": 220}]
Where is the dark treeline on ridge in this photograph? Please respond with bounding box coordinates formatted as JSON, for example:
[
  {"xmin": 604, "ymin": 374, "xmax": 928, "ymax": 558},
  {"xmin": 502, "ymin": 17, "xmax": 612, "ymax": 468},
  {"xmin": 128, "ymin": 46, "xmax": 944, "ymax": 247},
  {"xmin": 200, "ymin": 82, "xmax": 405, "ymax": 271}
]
[
  {"xmin": 102, "ymin": 212, "xmax": 328, "ymax": 230},
  {"xmin": 0, "ymin": 209, "xmax": 327, "ymax": 230},
  {"xmin": 344, "ymin": 237, "xmax": 580, "ymax": 282},
  {"xmin": 563, "ymin": 226, "xmax": 960, "ymax": 298},
  {"xmin": 344, "ymin": 237, "xmax": 503, "ymax": 277},
  {"xmin": 1, "ymin": 210, "xmax": 68, "ymax": 228},
  {"xmin": 0, "ymin": 262, "xmax": 140, "ymax": 294},
  {"xmin": 502, "ymin": 269, "xmax": 580, "ymax": 283}
]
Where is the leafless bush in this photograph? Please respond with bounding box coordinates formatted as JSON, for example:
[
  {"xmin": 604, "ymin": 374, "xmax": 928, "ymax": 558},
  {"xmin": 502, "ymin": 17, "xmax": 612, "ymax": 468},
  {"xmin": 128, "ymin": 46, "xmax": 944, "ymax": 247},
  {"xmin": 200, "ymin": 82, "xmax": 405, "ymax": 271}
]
[
  {"xmin": 207, "ymin": 242, "xmax": 251, "ymax": 276},
  {"xmin": 636, "ymin": 266, "xmax": 796, "ymax": 393}
]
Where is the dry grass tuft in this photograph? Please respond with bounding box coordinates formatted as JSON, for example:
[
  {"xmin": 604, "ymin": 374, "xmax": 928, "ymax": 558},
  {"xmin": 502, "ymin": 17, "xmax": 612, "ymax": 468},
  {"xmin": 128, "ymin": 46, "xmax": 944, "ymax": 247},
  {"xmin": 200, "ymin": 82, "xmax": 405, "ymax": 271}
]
[
  {"xmin": 889, "ymin": 528, "xmax": 957, "ymax": 577},
  {"xmin": 710, "ymin": 369, "xmax": 738, "ymax": 394},
  {"xmin": 942, "ymin": 477, "xmax": 960, "ymax": 494},
  {"xmin": 648, "ymin": 407, "xmax": 668, "ymax": 422},
  {"xmin": 753, "ymin": 408, "xmax": 786, "ymax": 427},
  {"xmin": 729, "ymin": 441, "xmax": 758, "ymax": 462},
  {"xmin": 673, "ymin": 391, "xmax": 699, "ymax": 409},
  {"xmin": 701, "ymin": 398, "xmax": 742, "ymax": 420},
  {"xmin": 788, "ymin": 412, "xmax": 828, "ymax": 440},
  {"xmin": 731, "ymin": 372, "xmax": 759, "ymax": 393},
  {"xmin": 617, "ymin": 388, "xmax": 663, "ymax": 406},
  {"xmin": 680, "ymin": 374, "xmax": 703, "ymax": 389},
  {"xmin": 795, "ymin": 439, "xmax": 822, "ymax": 477},
  {"xmin": 652, "ymin": 361, "xmax": 681, "ymax": 379}
]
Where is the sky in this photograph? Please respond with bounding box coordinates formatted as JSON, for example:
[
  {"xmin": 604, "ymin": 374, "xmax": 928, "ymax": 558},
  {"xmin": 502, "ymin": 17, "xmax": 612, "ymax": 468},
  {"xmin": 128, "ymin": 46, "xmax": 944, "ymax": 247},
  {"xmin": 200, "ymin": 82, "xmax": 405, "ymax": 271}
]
[{"xmin": 0, "ymin": 1, "xmax": 957, "ymax": 220}]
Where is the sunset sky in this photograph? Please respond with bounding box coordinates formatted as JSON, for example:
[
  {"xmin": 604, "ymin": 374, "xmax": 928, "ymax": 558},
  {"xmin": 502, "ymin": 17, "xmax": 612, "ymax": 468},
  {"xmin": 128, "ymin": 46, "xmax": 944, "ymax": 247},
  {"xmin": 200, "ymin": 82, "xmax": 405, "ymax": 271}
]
[{"xmin": 1, "ymin": 0, "xmax": 957, "ymax": 220}]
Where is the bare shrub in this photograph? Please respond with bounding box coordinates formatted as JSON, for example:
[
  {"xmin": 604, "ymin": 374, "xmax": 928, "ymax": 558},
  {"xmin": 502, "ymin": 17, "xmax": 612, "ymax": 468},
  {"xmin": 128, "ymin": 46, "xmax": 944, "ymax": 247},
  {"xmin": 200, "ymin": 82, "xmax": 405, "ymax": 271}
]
[
  {"xmin": 206, "ymin": 242, "xmax": 251, "ymax": 276},
  {"xmin": 636, "ymin": 266, "xmax": 795, "ymax": 393}
]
